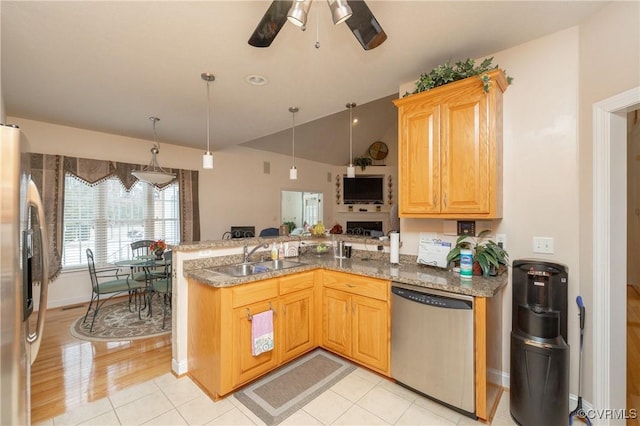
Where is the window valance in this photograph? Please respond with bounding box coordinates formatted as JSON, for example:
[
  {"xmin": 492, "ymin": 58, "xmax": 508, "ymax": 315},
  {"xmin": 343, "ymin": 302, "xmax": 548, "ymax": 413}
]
[{"xmin": 29, "ymin": 153, "xmax": 199, "ymax": 283}]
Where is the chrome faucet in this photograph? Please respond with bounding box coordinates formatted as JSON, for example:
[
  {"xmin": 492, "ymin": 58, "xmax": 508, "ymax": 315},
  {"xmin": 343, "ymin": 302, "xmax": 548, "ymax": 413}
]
[{"xmin": 243, "ymin": 243, "xmax": 269, "ymax": 263}]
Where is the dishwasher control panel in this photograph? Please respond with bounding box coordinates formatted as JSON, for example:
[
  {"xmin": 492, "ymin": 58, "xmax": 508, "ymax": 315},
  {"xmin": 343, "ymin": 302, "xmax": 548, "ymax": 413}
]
[{"xmin": 391, "ymin": 286, "xmax": 472, "ymax": 310}]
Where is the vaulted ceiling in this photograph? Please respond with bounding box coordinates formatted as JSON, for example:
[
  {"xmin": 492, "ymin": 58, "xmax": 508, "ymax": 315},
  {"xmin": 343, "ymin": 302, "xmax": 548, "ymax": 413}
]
[{"xmin": 1, "ymin": 1, "xmax": 606, "ymax": 165}]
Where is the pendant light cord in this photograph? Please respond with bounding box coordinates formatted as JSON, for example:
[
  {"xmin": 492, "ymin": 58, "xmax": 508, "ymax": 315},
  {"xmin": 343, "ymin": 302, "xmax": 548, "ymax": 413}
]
[
  {"xmin": 151, "ymin": 116, "xmax": 160, "ymax": 152},
  {"xmin": 349, "ymin": 106, "xmax": 352, "ymax": 164},
  {"xmin": 206, "ymin": 81, "xmax": 211, "ymax": 153},
  {"xmin": 292, "ymin": 110, "xmax": 296, "ymax": 167},
  {"xmin": 346, "ymin": 102, "xmax": 355, "ymax": 165}
]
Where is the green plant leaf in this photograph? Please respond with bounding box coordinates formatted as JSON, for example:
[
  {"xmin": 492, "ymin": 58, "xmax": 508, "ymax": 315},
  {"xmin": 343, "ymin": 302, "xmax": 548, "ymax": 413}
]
[
  {"xmin": 410, "ymin": 57, "xmax": 512, "ymax": 96},
  {"xmin": 446, "ymin": 246, "xmax": 461, "ymax": 264}
]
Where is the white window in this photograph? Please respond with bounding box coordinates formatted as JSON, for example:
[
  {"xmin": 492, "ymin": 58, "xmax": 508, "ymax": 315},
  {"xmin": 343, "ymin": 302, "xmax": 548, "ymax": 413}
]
[{"xmin": 62, "ymin": 175, "xmax": 180, "ymax": 268}]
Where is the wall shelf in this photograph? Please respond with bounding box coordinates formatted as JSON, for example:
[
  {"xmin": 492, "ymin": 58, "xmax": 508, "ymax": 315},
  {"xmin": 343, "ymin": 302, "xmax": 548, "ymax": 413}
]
[{"xmin": 336, "ymin": 204, "xmax": 390, "ymax": 214}]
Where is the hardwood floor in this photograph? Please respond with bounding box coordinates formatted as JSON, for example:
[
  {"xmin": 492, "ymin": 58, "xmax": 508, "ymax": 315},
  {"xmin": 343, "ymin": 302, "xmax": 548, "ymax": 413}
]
[
  {"xmin": 629, "ymin": 285, "xmax": 640, "ymax": 425},
  {"xmin": 30, "ymin": 299, "xmax": 172, "ymax": 424}
]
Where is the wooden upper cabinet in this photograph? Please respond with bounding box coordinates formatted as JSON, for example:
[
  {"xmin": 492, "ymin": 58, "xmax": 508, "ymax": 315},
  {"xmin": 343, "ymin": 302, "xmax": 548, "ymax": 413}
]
[{"xmin": 393, "ymin": 69, "xmax": 508, "ymax": 219}]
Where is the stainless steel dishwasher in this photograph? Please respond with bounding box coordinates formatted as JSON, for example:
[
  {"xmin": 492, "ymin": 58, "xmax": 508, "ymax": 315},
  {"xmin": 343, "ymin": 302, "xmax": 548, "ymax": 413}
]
[{"xmin": 391, "ymin": 282, "xmax": 476, "ymax": 418}]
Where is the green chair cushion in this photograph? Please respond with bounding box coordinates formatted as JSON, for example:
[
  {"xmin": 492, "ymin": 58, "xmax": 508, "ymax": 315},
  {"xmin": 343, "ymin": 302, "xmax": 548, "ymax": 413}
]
[{"xmin": 96, "ymin": 279, "xmax": 132, "ymax": 294}]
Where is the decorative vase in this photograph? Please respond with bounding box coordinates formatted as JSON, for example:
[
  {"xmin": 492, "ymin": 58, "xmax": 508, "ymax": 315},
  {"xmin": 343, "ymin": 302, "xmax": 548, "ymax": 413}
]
[{"xmin": 154, "ymin": 249, "xmax": 164, "ymax": 260}]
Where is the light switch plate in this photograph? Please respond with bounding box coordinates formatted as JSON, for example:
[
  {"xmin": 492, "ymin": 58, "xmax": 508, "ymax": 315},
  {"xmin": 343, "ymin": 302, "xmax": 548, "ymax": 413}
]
[{"xmin": 533, "ymin": 237, "xmax": 554, "ymax": 254}]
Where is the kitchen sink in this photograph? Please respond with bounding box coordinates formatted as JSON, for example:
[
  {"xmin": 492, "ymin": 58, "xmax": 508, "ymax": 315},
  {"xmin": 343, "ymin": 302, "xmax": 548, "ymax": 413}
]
[
  {"xmin": 255, "ymin": 259, "xmax": 306, "ymax": 270},
  {"xmin": 206, "ymin": 259, "xmax": 306, "ymax": 277},
  {"xmin": 206, "ymin": 263, "xmax": 268, "ymax": 277}
]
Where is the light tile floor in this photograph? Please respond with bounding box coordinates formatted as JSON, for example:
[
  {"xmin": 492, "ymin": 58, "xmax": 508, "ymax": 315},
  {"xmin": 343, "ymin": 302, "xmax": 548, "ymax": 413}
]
[{"xmin": 34, "ymin": 366, "xmax": 517, "ymax": 426}]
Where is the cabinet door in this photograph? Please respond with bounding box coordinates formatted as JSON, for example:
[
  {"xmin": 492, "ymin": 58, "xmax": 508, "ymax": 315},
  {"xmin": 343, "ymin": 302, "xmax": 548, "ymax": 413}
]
[
  {"xmin": 280, "ymin": 288, "xmax": 315, "ymax": 363},
  {"xmin": 440, "ymin": 89, "xmax": 490, "ymax": 214},
  {"xmin": 322, "ymin": 288, "xmax": 351, "ymax": 356},
  {"xmin": 231, "ymin": 300, "xmax": 278, "ymax": 387},
  {"xmin": 398, "ymin": 98, "xmax": 441, "ymax": 215},
  {"xmin": 352, "ymin": 295, "xmax": 389, "ymax": 373}
]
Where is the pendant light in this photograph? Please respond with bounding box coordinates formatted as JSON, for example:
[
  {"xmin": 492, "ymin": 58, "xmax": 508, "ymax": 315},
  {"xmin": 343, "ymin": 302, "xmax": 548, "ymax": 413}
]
[
  {"xmin": 346, "ymin": 102, "xmax": 356, "ymax": 178},
  {"xmin": 201, "ymin": 72, "xmax": 215, "ymax": 169},
  {"xmin": 131, "ymin": 117, "xmax": 176, "ymax": 185},
  {"xmin": 289, "ymin": 106, "xmax": 299, "ymax": 180}
]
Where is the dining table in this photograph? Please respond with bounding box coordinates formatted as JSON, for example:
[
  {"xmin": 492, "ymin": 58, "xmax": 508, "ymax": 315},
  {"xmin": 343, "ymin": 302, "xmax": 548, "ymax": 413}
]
[{"xmin": 113, "ymin": 255, "xmax": 171, "ymax": 317}]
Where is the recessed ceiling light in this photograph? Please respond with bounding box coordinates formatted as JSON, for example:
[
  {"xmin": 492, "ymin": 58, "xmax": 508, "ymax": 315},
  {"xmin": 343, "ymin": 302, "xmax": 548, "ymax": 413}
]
[{"xmin": 246, "ymin": 74, "xmax": 268, "ymax": 86}]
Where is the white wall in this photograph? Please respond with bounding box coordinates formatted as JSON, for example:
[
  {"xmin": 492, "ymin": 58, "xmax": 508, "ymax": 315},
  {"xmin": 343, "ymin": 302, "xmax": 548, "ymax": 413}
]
[
  {"xmin": 398, "ymin": 27, "xmax": 581, "ymax": 387},
  {"xmin": 8, "ymin": 116, "xmax": 340, "ymax": 308},
  {"xmin": 0, "ymin": 1, "xmax": 5, "ymax": 122},
  {"xmin": 577, "ymin": 0, "xmax": 640, "ymax": 410},
  {"xmin": 396, "ymin": 2, "xmax": 640, "ymax": 406}
]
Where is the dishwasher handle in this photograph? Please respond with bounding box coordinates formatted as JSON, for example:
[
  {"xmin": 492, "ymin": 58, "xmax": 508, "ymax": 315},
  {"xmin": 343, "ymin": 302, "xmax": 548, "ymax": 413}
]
[{"xmin": 392, "ymin": 285, "xmax": 473, "ymax": 310}]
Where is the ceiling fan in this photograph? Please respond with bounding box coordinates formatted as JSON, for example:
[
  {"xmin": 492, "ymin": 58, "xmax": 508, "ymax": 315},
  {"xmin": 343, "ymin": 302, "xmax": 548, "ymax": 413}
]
[{"xmin": 248, "ymin": 0, "xmax": 387, "ymax": 51}]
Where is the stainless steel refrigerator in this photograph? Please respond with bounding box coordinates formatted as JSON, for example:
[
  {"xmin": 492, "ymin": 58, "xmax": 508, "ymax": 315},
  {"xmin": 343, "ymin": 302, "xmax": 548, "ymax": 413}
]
[{"xmin": 0, "ymin": 124, "xmax": 50, "ymax": 425}]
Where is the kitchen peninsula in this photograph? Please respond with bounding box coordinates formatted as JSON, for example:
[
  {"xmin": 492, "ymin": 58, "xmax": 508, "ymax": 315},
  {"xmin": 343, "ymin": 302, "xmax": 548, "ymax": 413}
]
[{"xmin": 171, "ymin": 236, "xmax": 507, "ymax": 421}]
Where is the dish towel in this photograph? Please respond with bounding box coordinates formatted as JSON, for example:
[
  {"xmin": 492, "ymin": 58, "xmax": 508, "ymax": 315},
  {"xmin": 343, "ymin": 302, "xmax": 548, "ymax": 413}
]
[{"xmin": 251, "ymin": 310, "xmax": 274, "ymax": 356}]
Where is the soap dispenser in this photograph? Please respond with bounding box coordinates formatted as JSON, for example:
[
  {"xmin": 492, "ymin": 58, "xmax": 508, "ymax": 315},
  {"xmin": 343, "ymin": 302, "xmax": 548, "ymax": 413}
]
[{"xmin": 271, "ymin": 243, "xmax": 278, "ymax": 260}]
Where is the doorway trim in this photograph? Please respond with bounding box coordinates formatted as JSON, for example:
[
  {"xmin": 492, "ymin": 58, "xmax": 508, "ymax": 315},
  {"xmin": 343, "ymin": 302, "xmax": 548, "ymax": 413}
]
[{"xmin": 593, "ymin": 86, "xmax": 640, "ymax": 422}]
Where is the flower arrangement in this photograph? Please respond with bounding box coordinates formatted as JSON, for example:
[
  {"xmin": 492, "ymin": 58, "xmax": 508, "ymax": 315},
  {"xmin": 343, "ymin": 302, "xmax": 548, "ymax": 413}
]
[{"xmin": 149, "ymin": 240, "xmax": 167, "ymax": 252}]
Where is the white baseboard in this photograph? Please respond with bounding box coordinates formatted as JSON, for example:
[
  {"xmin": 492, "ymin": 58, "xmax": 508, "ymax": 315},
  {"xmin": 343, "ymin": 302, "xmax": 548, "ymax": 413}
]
[
  {"xmin": 173, "ymin": 358, "xmax": 188, "ymax": 376},
  {"xmin": 48, "ymin": 296, "xmax": 89, "ymax": 309},
  {"xmin": 499, "ymin": 370, "xmax": 593, "ymax": 413}
]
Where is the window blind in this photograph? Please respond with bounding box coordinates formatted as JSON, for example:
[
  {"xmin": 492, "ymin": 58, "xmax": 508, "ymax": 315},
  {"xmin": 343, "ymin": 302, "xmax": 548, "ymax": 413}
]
[{"xmin": 62, "ymin": 175, "xmax": 180, "ymax": 268}]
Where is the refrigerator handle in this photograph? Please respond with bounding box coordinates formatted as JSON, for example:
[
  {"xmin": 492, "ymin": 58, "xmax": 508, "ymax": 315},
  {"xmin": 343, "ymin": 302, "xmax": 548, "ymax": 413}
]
[{"xmin": 25, "ymin": 180, "xmax": 49, "ymax": 365}]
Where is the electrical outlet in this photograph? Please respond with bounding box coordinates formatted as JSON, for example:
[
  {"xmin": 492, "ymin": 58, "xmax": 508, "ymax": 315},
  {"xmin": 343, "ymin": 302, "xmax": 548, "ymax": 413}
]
[
  {"xmin": 496, "ymin": 234, "xmax": 506, "ymax": 250},
  {"xmin": 533, "ymin": 237, "xmax": 554, "ymax": 254}
]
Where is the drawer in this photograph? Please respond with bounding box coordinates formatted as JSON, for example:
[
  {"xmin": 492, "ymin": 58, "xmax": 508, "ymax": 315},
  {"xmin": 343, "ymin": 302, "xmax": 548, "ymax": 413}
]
[
  {"xmin": 280, "ymin": 271, "xmax": 315, "ymax": 295},
  {"xmin": 231, "ymin": 278, "xmax": 279, "ymax": 308},
  {"xmin": 323, "ymin": 271, "xmax": 389, "ymax": 301}
]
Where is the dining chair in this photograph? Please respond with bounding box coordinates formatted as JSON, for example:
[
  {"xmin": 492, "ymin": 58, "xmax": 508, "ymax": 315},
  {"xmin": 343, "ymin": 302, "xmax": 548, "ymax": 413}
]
[
  {"xmin": 259, "ymin": 227, "xmax": 279, "ymax": 237},
  {"xmin": 84, "ymin": 248, "xmax": 146, "ymax": 332},
  {"xmin": 129, "ymin": 239, "xmax": 163, "ymax": 282},
  {"xmin": 148, "ymin": 250, "xmax": 172, "ymax": 329}
]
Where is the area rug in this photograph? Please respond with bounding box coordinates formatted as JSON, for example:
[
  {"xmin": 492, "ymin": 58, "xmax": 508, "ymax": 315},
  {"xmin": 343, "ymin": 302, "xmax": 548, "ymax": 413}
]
[
  {"xmin": 235, "ymin": 349, "xmax": 356, "ymax": 425},
  {"xmin": 70, "ymin": 297, "xmax": 171, "ymax": 342}
]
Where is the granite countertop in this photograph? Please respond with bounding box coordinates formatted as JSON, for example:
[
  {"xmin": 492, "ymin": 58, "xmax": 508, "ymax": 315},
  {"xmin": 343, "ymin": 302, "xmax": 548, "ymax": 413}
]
[{"xmin": 182, "ymin": 249, "xmax": 508, "ymax": 298}]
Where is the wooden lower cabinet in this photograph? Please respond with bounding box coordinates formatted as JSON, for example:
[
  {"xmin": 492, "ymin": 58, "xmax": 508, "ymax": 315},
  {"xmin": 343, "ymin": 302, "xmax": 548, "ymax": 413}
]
[
  {"xmin": 279, "ymin": 271, "xmax": 317, "ymax": 363},
  {"xmin": 474, "ymin": 294, "xmax": 504, "ymax": 422},
  {"xmin": 321, "ymin": 271, "xmax": 390, "ymax": 375},
  {"xmin": 351, "ymin": 294, "xmax": 389, "ymax": 372},
  {"xmin": 231, "ymin": 299, "xmax": 278, "ymax": 387},
  {"xmin": 187, "ymin": 267, "xmax": 499, "ymax": 421},
  {"xmin": 322, "ymin": 288, "xmax": 351, "ymax": 355},
  {"xmin": 187, "ymin": 272, "xmax": 319, "ymax": 400}
]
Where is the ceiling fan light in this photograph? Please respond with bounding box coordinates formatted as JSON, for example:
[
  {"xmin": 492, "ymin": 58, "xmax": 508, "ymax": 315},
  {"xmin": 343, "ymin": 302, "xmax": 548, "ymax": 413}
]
[
  {"xmin": 329, "ymin": 0, "xmax": 352, "ymax": 25},
  {"xmin": 287, "ymin": 0, "xmax": 310, "ymax": 27},
  {"xmin": 203, "ymin": 151, "xmax": 213, "ymax": 169}
]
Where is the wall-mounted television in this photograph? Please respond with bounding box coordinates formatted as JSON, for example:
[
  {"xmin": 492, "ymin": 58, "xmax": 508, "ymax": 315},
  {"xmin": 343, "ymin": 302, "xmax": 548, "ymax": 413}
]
[{"xmin": 343, "ymin": 175, "xmax": 384, "ymax": 204}]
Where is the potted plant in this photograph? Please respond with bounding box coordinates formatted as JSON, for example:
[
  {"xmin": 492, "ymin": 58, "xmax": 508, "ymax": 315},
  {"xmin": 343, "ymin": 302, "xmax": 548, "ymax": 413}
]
[
  {"xmin": 446, "ymin": 230, "xmax": 509, "ymax": 276},
  {"xmin": 408, "ymin": 57, "xmax": 513, "ymax": 96},
  {"xmin": 149, "ymin": 240, "xmax": 167, "ymax": 259},
  {"xmin": 282, "ymin": 220, "xmax": 296, "ymax": 234},
  {"xmin": 353, "ymin": 156, "xmax": 372, "ymax": 171}
]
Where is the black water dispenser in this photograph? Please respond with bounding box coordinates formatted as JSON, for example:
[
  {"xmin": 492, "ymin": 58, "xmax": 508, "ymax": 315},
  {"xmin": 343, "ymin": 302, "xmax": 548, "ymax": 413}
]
[{"xmin": 510, "ymin": 259, "xmax": 569, "ymax": 426}]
